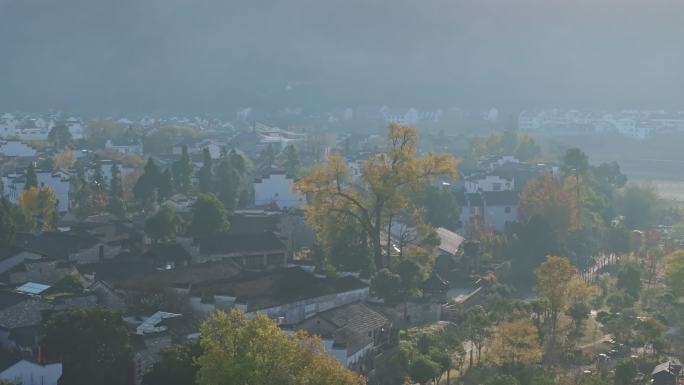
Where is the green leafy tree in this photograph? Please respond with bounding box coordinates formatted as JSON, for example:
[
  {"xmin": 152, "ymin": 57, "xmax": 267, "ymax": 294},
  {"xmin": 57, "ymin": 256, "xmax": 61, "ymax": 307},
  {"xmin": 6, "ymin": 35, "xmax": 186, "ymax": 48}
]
[
  {"xmin": 134, "ymin": 158, "xmax": 162, "ymax": 205},
  {"xmin": 0, "ymin": 198, "xmax": 17, "ymax": 247},
  {"xmin": 41, "ymin": 307, "xmax": 133, "ymax": 385},
  {"xmin": 409, "ymin": 355, "xmax": 441, "ymax": 385},
  {"xmin": 461, "ymin": 306, "xmax": 492, "ymax": 363},
  {"xmin": 258, "ymin": 143, "xmax": 275, "ymax": 169},
  {"xmin": 617, "ymin": 184, "xmax": 661, "ymax": 229},
  {"xmin": 91, "ymin": 157, "xmax": 105, "ymax": 192},
  {"xmin": 396, "ymin": 259, "xmax": 423, "ymax": 298},
  {"xmin": 637, "ymin": 317, "xmax": 665, "ymax": 354},
  {"xmin": 145, "ymin": 206, "xmax": 182, "ymax": 243},
  {"xmin": 614, "ymin": 360, "xmax": 637, "ymax": 385},
  {"xmin": 507, "ymin": 216, "xmax": 562, "ymax": 286},
  {"xmin": 567, "ymin": 302, "xmax": 590, "ymax": 336},
  {"xmin": 143, "ymin": 341, "xmax": 201, "ymax": 385},
  {"xmin": 663, "ymin": 250, "xmax": 684, "ymax": 297},
  {"xmin": 25, "ymin": 162, "xmax": 38, "ymax": 190},
  {"xmin": 562, "ymin": 148, "xmax": 590, "ymax": 177},
  {"xmin": 606, "ymin": 291, "xmax": 636, "ymax": 313},
  {"xmin": 411, "ymin": 185, "xmax": 460, "ymax": 230},
  {"xmin": 515, "ymin": 135, "xmax": 541, "ymax": 161},
  {"xmin": 370, "ymin": 269, "xmax": 404, "ymax": 303},
  {"xmin": 606, "ymin": 224, "xmax": 631, "ymax": 255},
  {"xmin": 592, "ymin": 161, "xmax": 627, "ymax": 190},
  {"xmin": 110, "ymin": 162, "xmax": 123, "ymax": 199},
  {"xmin": 108, "ymin": 162, "xmax": 127, "ymax": 218},
  {"xmin": 188, "ymin": 193, "xmax": 229, "ymax": 238},
  {"xmin": 158, "ymin": 168, "xmax": 175, "ymax": 201},
  {"xmin": 326, "ymin": 216, "xmax": 373, "ymax": 274},
  {"xmin": 214, "ymin": 154, "xmax": 240, "ymax": 210},
  {"xmin": 173, "ymin": 144, "xmax": 193, "ymax": 193},
  {"xmin": 198, "ymin": 148, "xmax": 213, "ymax": 193},
  {"xmin": 284, "ymin": 144, "xmax": 300, "ymax": 177},
  {"xmin": 48, "ymin": 123, "xmax": 72, "ymax": 149},
  {"xmin": 196, "ymin": 310, "xmax": 365, "ymax": 385},
  {"xmin": 616, "ymin": 263, "xmax": 642, "ymax": 299},
  {"xmin": 7, "ymin": 200, "xmax": 35, "ymax": 232}
]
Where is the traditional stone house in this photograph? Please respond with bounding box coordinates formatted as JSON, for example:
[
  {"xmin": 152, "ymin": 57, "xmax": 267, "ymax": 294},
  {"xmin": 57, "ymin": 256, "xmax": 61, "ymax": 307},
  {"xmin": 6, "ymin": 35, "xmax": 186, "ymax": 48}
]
[
  {"xmin": 187, "ymin": 267, "xmax": 369, "ymax": 323},
  {"xmin": 193, "ymin": 231, "xmax": 288, "ymax": 267},
  {"xmin": 291, "ymin": 302, "xmax": 390, "ymax": 372},
  {"xmin": 652, "ymin": 360, "xmax": 682, "ymax": 385}
]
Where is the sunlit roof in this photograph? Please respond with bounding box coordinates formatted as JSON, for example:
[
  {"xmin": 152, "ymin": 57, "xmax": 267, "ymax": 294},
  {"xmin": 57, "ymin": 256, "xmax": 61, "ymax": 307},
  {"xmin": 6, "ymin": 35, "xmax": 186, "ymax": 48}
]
[{"xmin": 15, "ymin": 282, "xmax": 51, "ymax": 295}]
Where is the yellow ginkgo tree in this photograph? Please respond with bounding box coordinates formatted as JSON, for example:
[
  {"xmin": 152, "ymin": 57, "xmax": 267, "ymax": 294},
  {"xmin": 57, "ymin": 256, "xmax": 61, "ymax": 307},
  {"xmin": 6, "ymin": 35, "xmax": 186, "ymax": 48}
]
[
  {"xmin": 296, "ymin": 124, "xmax": 457, "ymax": 270},
  {"xmin": 19, "ymin": 185, "xmax": 57, "ymax": 231}
]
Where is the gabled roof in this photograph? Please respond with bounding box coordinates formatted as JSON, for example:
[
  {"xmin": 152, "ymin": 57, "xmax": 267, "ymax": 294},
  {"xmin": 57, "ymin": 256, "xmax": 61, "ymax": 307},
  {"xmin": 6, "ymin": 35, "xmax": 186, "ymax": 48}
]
[
  {"xmin": 15, "ymin": 232, "xmax": 100, "ymax": 259},
  {"xmin": 120, "ymin": 259, "xmax": 242, "ymax": 290},
  {"xmin": 136, "ymin": 311, "xmax": 182, "ymax": 335},
  {"xmin": 435, "ymin": 228, "xmax": 464, "ymax": 255},
  {"xmin": 197, "ymin": 231, "xmax": 286, "ymax": 255},
  {"xmin": 143, "ymin": 243, "xmax": 191, "ymax": 263},
  {"xmin": 191, "ymin": 267, "xmax": 368, "ymax": 311},
  {"xmin": 0, "ymin": 297, "xmax": 52, "ymax": 330},
  {"xmin": 295, "ymin": 302, "xmax": 388, "ymax": 355},
  {"xmin": 652, "ymin": 360, "xmax": 682, "ymax": 376}
]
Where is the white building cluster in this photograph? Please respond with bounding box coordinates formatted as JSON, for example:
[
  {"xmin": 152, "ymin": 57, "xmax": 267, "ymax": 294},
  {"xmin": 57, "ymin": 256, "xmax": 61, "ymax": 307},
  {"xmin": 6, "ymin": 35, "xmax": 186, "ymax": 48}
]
[{"xmin": 518, "ymin": 109, "xmax": 684, "ymax": 139}]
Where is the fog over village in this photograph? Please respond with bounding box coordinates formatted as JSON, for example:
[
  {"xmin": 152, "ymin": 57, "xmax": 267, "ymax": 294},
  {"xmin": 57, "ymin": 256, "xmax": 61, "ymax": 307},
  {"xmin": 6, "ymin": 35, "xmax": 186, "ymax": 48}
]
[{"xmin": 1, "ymin": 1, "xmax": 684, "ymax": 385}]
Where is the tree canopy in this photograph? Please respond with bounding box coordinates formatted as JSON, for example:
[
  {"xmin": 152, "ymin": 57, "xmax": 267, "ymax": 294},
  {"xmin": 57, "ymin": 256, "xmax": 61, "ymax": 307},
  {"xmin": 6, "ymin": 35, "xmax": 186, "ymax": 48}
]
[
  {"xmin": 48, "ymin": 124, "xmax": 72, "ymax": 149},
  {"xmin": 19, "ymin": 185, "xmax": 57, "ymax": 231},
  {"xmin": 519, "ymin": 172, "xmax": 578, "ymax": 237},
  {"xmin": 53, "ymin": 147, "xmax": 76, "ymax": 170},
  {"xmin": 145, "ymin": 205, "xmax": 182, "ymax": 243},
  {"xmin": 41, "ymin": 307, "xmax": 133, "ymax": 385},
  {"xmin": 196, "ymin": 309, "xmax": 365, "ymax": 385},
  {"xmin": 489, "ymin": 318, "xmax": 542, "ymax": 366},
  {"xmin": 535, "ymin": 256, "xmax": 597, "ymax": 358},
  {"xmin": 664, "ymin": 250, "xmax": 684, "ymax": 297},
  {"xmin": 188, "ymin": 193, "xmax": 229, "ymax": 238},
  {"xmin": 297, "ymin": 124, "xmax": 457, "ymax": 271}
]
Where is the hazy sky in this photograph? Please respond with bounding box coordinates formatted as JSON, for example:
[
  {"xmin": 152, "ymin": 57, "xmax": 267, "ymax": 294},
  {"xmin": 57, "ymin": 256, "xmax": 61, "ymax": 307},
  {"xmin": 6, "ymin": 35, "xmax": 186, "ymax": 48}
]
[{"xmin": 1, "ymin": 0, "xmax": 683, "ymax": 115}]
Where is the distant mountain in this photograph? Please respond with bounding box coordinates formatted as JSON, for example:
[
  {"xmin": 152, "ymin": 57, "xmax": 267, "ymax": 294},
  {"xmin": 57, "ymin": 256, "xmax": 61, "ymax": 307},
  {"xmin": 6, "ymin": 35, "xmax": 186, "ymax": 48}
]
[{"xmin": 1, "ymin": 0, "xmax": 683, "ymax": 115}]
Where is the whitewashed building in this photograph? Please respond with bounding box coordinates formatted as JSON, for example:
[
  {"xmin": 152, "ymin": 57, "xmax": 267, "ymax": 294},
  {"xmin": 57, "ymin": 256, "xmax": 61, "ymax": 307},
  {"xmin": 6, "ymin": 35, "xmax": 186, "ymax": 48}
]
[
  {"xmin": 0, "ymin": 360, "xmax": 62, "ymax": 385},
  {"xmin": 253, "ymin": 172, "xmax": 304, "ymax": 209}
]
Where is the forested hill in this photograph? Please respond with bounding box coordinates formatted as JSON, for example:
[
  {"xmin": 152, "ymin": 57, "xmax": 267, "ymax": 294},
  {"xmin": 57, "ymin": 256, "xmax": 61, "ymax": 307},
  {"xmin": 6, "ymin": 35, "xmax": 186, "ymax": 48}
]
[{"xmin": 1, "ymin": 0, "xmax": 684, "ymax": 115}]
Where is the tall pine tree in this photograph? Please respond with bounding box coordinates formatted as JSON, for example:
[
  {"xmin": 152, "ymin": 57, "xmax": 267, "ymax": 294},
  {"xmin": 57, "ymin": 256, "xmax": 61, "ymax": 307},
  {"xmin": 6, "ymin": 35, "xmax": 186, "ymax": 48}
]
[
  {"xmin": 134, "ymin": 158, "xmax": 162, "ymax": 205},
  {"xmin": 284, "ymin": 144, "xmax": 300, "ymax": 178},
  {"xmin": 25, "ymin": 163, "xmax": 38, "ymax": 190},
  {"xmin": 173, "ymin": 144, "xmax": 193, "ymax": 193},
  {"xmin": 108, "ymin": 162, "xmax": 126, "ymax": 218},
  {"xmin": 198, "ymin": 148, "xmax": 213, "ymax": 193},
  {"xmin": 158, "ymin": 169, "xmax": 174, "ymax": 201}
]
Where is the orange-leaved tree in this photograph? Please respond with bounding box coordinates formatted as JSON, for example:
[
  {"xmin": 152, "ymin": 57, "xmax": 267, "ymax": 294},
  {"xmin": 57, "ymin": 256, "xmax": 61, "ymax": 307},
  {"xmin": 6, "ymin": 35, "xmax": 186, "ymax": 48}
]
[{"xmin": 519, "ymin": 171, "xmax": 578, "ymax": 237}]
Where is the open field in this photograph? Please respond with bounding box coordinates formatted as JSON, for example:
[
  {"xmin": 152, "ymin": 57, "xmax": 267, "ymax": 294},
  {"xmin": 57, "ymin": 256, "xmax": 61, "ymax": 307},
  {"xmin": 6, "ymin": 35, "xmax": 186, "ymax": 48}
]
[{"xmin": 534, "ymin": 132, "xmax": 684, "ymax": 201}]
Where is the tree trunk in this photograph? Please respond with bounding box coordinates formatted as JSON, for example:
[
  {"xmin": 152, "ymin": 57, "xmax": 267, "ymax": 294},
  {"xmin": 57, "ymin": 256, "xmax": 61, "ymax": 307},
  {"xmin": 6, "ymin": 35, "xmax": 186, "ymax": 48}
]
[
  {"xmin": 386, "ymin": 214, "xmax": 393, "ymax": 264},
  {"xmin": 372, "ymin": 202, "xmax": 384, "ymax": 270}
]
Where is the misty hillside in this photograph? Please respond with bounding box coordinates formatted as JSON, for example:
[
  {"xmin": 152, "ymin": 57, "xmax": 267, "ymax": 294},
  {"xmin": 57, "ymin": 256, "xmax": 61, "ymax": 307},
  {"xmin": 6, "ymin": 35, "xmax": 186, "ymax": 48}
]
[{"xmin": 1, "ymin": 0, "xmax": 684, "ymax": 115}]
